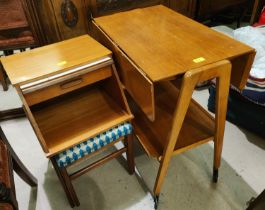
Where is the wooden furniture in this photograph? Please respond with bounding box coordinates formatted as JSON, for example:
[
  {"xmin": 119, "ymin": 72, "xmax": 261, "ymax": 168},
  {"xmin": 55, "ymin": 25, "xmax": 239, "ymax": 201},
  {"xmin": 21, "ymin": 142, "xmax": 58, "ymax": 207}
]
[
  {"xmin": 247, "ymin": 189, "xmax": 265, "ymax": 210},
  {"xmin": 92, "ymin": 5, "xmax": 256, "ymax": 208},
  {"xmin": 0, "ymin": 127, "xmax": 37, "ymax": 210},
  {"xmin": 28, "ymin": 0, "xmax": 197, "ymax": 44},
  {"xmin": 32, "ymin": 0, "xmax": 89, "ymax": 43},
  {"xmin": 32, "ymin": 0, "xmax": 163, "ymax": 43},
  {"xmin": 195, "ymin": 0, "xmax": 251, "ymax": 27},
  {"xmin": 195, "ymin": 0, "xmax": 250, "ymax": 19},
  {"xmin": 89, "ymin": 0, "xmax": 162, "ymax": 17},
  {"xmin": 165, "ymin": 0, "xmax": 197, "ymax": 18},
  {"xmin": 0, "ymin": 204, "xmax": 13, "ymax": 210},
  {"xmin": 1, "ymin": 35, "xmax": 134, "ymax": 207},
  {"xmin": 0, "ymin": 63, "xmax": 7, "ymax": 91},
  {"xmin": 0, "ymin": 0, "xmax": 43, "ymax": 50},
  {"xmin": 89, "ymin": 0, "xmax": 197, "ymax": 18},
  {"xmin": 0, "ymin": 108, "xmax": 25, "ymax": 122},
  {"xmin": 250, "ymin": 0, "xmax": 265, "ymax": 24},
  {"xmin": 13, "ymin": 0, "xmax": 260, "ymax": 44},
  {"xmin": 195, "ymin": 0, "xmax": 265, "ymax": 27},
  {"xmin": 0, "ymin": 0, "xmax": 44, "ymax": 91}
]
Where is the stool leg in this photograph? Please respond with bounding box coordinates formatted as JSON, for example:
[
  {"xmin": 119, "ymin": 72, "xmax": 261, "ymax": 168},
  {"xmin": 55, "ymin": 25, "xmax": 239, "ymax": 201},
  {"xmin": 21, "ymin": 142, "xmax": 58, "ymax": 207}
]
[
  {"xmin": 59, "ymin": 167, "xmax": 80, "ymax": 207},
  {"xmin": 50, "ymin": 158, "xmax": 79, "ymax": 207},
  {"xmin": 125, "ymin": 134, "xmax": 135, "ymax": 174}
]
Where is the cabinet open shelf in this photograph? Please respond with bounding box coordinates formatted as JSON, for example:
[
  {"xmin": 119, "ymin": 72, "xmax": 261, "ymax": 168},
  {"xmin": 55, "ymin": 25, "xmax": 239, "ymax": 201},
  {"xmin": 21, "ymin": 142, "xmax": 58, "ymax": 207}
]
[
  {"xmin": 31, "ymin": 84, "xmax": 133, "ymax": 157},
  {"xmin": 131, "ymin": 81, "xmax": 215, "ymax": 160}
]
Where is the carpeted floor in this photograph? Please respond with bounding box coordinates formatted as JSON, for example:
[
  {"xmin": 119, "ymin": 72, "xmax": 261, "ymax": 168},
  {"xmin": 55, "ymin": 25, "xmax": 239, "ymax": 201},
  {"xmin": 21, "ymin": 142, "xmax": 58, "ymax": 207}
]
[
  {"xmin": 0, "ymin": 84, "xmax": 22, "ymax": 110},
  {"xmin": 1, "ymin": 84, "xmax": 265, "ymax": 210}
]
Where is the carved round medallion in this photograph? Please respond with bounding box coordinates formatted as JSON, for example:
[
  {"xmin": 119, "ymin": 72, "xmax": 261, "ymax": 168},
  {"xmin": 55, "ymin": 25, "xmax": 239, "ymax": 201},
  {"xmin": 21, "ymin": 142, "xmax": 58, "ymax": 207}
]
[{"xmin": 61, "ymin": 0, "xmax": 78, "ymax": 28}]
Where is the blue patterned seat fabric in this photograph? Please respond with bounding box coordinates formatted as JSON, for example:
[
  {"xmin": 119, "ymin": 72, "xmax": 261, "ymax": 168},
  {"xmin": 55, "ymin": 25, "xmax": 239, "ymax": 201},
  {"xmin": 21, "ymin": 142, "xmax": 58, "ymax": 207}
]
[{"xmin": 55, "ymin": 122, "xmax": 132, "ymax": 167}]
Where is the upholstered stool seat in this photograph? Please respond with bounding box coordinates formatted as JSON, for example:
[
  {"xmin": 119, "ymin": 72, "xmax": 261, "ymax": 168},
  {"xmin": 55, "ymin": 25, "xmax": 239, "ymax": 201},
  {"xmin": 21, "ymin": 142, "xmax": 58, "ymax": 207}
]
[{"xmin": 55, "ymin": 122, "xmax": 133, "ymax": 167}]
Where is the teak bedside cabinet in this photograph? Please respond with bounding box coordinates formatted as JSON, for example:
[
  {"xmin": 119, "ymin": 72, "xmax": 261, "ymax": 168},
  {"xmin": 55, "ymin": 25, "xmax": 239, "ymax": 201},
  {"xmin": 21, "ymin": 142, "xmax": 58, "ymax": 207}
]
[{"xmin": 1, "ymin": 35, "xmax": 135, "ymax": 207}]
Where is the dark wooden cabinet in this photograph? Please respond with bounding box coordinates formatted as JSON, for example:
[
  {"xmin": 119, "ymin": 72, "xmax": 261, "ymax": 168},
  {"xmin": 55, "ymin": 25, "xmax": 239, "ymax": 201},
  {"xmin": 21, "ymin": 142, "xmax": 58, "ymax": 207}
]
[
  {"xmin": 25, "ymin": 0, "xmax": 256, "ymax": 44},
  {"xmin": 89, "ymin": 0, "xmax": 162, "ymax": 17},
  {"xmin": 50, "ymin": 0, "xmax": 88, "ymax": 40},
  {"xmin": 89, "ymin": 0, "xmax": 197, "ymax": 18},
  {"xmin": 30, "ymin": 0, "xmax": 197, "ymax": 44},
  {"xmin": 195, "ymin": 0, "xmax": 251, "ymax": 20},
  {"xmin": 250, "ymin": 0, "xmax": 265, "ymax": 24},
  {"xmin": 166, "ymin": 0, "xmax": 197, "ymax": 18},
  {"xmin": 32, "ymin": 0, "xmax": 89, "ymax": 43}
]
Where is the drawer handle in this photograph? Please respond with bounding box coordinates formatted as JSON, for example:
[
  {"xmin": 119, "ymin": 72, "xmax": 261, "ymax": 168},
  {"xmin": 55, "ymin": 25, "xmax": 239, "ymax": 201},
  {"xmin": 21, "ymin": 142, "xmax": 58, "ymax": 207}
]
[{"xmin": 60, "ymin": 78, "xmax": 83, "ymax": 89}]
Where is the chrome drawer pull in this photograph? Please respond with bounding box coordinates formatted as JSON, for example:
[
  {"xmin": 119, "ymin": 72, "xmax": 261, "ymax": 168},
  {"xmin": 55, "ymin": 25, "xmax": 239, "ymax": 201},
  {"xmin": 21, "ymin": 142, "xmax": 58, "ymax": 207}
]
[{"xmin": 60, "ymin": 78, "xmax": 83, "ymax": 89}]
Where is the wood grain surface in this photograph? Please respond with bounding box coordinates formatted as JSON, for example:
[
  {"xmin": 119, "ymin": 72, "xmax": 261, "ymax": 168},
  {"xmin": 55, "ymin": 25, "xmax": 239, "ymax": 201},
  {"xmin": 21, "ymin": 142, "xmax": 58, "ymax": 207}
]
[
  {"xmin": 94, "ymin": 5, "xmax": 255, "ymax": 88},
  {"xmin": 31, "ymin": 85, "xmax": 133, "ymax": 156},
  {"xmin": 1, "ymin": 35, "xmax": 112, "ymax": 85}
]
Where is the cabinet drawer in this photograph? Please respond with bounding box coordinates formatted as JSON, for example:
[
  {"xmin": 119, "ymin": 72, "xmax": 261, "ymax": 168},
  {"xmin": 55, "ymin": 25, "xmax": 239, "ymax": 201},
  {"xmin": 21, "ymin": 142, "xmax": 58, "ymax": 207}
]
[{"xmin": 24, "ymin": 66, "xmax": 112, "ymax": 106}]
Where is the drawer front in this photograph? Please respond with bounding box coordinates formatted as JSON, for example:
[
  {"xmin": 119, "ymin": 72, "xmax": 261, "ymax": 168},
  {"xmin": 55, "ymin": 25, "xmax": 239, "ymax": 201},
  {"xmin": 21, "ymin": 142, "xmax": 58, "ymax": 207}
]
[{"xmin": 24, "ymin": 66, "xmax": 112, "ymax": 106}]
